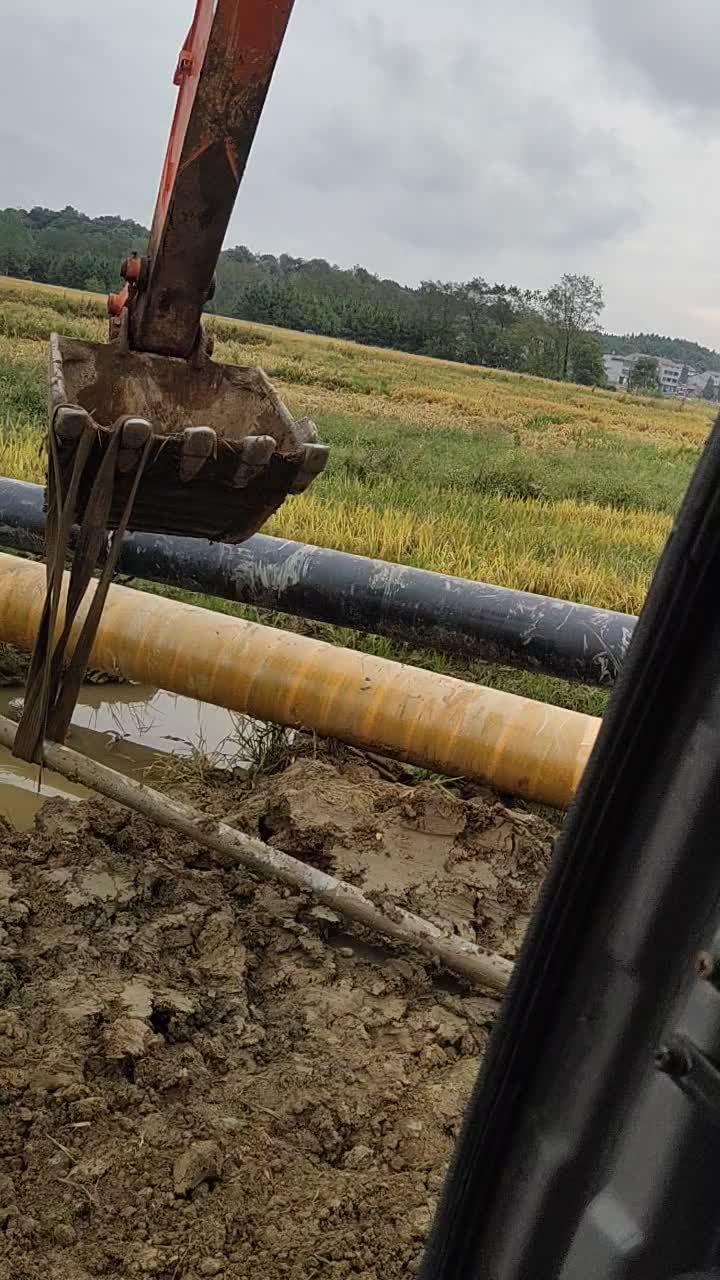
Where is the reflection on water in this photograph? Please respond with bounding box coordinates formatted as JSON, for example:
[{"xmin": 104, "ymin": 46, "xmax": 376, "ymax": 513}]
[{"xmin": 0, "ymin": 684, "xmax": 258, "ymax": 832}]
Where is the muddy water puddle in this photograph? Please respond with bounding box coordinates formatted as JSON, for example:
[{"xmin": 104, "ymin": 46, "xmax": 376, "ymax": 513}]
[{"xmin": 0, "ymin": 685, "xmax": 258, "ymax": 830}]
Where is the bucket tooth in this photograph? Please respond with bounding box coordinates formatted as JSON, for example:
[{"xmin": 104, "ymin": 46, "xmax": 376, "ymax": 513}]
[
  {"xmin": 290, "ymin": 444, "xmax": 330, "ymax": 494},
  {"xmin": 178, "ymin": 426, "xmax": 217, "ymax": 482},
  {"xmin": 53, "ymin": 405, "xmax": 90, "ymax": 442},
  {"xmin": 117, "ymin": 417, "xmax": 153, "ymax": 473},
  {"xmin": 232, "ymin": 435, "xmax": 276, "ymax": 488},
  {"xmin": 293, "ymin": 416, "xmax": 320, "ymax": 444},
  {"xmin": 47, "ymin": 334, "xmax": 328, "ymax": 542}
]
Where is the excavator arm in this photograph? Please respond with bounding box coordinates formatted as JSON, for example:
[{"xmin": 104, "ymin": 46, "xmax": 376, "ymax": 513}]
[
  {"xmin": 109, "ymin": 0, "xmax": 295, "ymax": 359},
  {"xmin": 41, "ymin": 0, "xmax": 326, "ymax": 554},
  {"xmin": 13, "ymin": 0, "xmax": 327, "ymax": 766}
]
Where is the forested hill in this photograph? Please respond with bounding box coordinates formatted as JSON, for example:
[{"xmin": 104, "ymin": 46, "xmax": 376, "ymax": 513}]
[
  {"xmin": 3, "ymin": 203, "xmax": 714, "ymax": 384},
  {"xmin": 0, "ymin": 206, "xmax": 148, "ymax": 296},
  {"xmin": 602, "ymin": 332, "xmax": 720, "ymax": 372}
]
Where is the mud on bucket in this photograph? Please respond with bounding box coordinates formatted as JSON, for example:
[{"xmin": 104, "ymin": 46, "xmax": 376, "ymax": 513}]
[{"xmin": 47, "ymin": 333, "xmax": 329, "ymax": 543}]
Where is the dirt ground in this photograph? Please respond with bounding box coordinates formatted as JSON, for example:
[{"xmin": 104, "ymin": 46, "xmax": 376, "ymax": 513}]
[
  {"xmin": 0, "ymin": 645, "xmax": 29, "ymax": 688},
  {"xmin": 0, "ymin": 752, "xmax": 560, "ymax": 1279}
]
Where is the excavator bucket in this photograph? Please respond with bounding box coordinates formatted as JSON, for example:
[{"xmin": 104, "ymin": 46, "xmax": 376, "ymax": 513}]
[
  {"xmin": 41, "ymin": 0, "xmax": 328, "ymax": 544},
  {"xmin": 13, "ymin": 0, "xmax": 327, "ymax": 766},
  {"xmin": 47, "ymin": 333, "xmax": 328, "ymax": 543}
]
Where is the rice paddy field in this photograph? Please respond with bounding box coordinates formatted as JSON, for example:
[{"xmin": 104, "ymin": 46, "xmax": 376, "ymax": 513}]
[{"xmin": 0, "ymin": 275, "xmax": 715, "ymax": 716}]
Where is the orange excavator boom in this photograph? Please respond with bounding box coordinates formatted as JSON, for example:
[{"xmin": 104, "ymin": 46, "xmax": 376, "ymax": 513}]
[
  {"xmin": 14, "ymin": 0, "xmax": 326, "ymax": 767},
  {"xmin": 109, "ymin": 0, "xmax": 296, "ymax": 359}
]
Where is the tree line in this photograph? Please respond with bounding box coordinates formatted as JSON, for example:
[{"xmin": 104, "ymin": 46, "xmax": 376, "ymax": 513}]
[
  {"xmin": 213, "ymin": 248, "xmax": 607, "ymax": 384},
  {"xmin": 1, "ymin": 204, "xmax": 611, "ymax": 385},
  {"xmin": 0, "ymin": 206, "xmax": 147, "ymax": 296},
  {"xmin": 602, "ymin": 332, "xmax": 720, "ymax": 374}
]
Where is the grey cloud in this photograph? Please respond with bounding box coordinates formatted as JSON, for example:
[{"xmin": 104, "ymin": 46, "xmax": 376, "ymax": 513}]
[
  {"xmin": 0, "ymin": 131, "xmax": 87, "ymax": 214},
  {"xmin": 1, "ymin": 0, "xmax": 644, "ymax": 265},
  {"xmin": 584, "ymin": 0, "xmax": 720, "ymax": 118},
  {"xmin": 349, "ymin": 15, "xmax": 425, "ymax": 91},
  {"xmin": 2, "ymin": 4, "xmax": 180, "ymax": 219},
  {"xmin": 382, "ymin": 117, "xmax": 644, "ymax": 260},
  {"xmin": 3, "ymin": 0, "xmax": 716, "ymax": 346},
  {"xmin": 291, "ymin": 121, "xmax": 381, "ymax": 193},
  {"xmin": 274, "ymin": 19, "xmax": 645, "ymax": 264},
  {"xmin": 291, "ymin": 116, "xmax": 469, "ymax": 201}
]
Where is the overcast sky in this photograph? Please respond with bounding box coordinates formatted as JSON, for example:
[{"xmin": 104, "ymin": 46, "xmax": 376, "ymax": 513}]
[{"xmin": 3, "ymin": 0, "xmax": 720, "ymax": 346}]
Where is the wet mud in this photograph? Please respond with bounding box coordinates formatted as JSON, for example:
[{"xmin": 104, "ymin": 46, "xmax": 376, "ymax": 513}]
[{"xmin": 0, "ymin": 749, "xmax": 561, "ymax": 1278}]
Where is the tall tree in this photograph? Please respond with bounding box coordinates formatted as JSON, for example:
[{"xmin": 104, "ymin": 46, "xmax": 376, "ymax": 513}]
[
  {"xmin": 511, "ymin": 314, "xmax": 557, "ymax": 379},
  {"xmin": 0, "ymin": 210, "xmax": 33, "ymax": 278},
  {"xmin": 542, "ymin": 274, "xmax": 604, "ymax": 380},
  {"xmin": 416, "ymin": 281, "xmax": 461, "ymax": 359},
  {"xmin": 628, "ymin": 356, "xmax": 660, "ymax": 395},
  {"xmin": 455, "ymin": 277, "xmax": 493, "ymax": 364},
  {"xmin": 570, "ymin": 332, "xmax": 606, "ymax": 387}
]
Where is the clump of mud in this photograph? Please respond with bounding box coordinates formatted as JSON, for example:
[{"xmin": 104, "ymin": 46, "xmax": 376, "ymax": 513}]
[
  {"xmin": 0, "ymin": 644, "xmax": 28, "ymax": 688},
  {"xmin": 0, "ymin": 755, "xmax": 559, "ymax": 1279}
]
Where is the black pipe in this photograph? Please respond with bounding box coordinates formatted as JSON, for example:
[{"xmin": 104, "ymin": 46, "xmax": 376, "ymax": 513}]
[{"xmin": 0, "ymin": 476, "xmax": 637, "ymax": 686}]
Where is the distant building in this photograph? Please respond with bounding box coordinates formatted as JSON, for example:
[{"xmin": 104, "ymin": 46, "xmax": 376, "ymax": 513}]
[
  {"xmin": 693, "ymin": 370, "xmax": 720, "ymax": 399},
  {"xmin": 655, "ymin": 357, "xmax": 683, "ymax": 395},
  {"xmin": 603, "ymin": 353, "xmax": 720, "ymax": 398},
  {"xmin": 603, "ymin": 354, "xmax": 632, "ymax": 387}
]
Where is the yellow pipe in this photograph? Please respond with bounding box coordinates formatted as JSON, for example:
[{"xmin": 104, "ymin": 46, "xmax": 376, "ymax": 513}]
[{"xmin": 0, "ymin": 552, "xmax": 600, "ymax": 808}]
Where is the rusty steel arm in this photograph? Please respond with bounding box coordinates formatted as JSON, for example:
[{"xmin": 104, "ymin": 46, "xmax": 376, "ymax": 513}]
[{"xmin": 111, "ymin": 0, "xmax": 296, "ymax": 359}]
